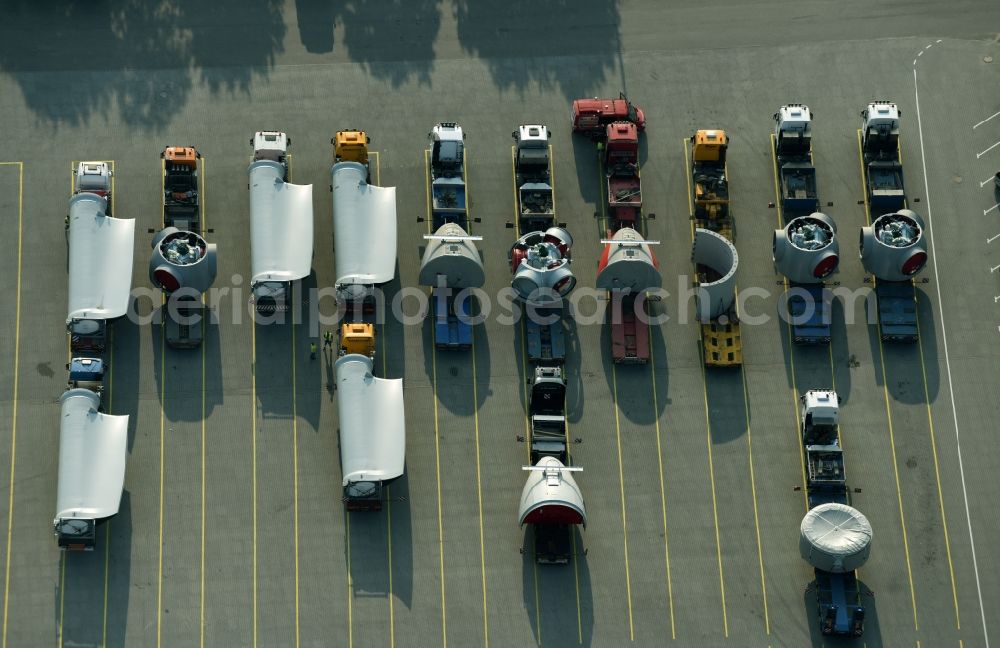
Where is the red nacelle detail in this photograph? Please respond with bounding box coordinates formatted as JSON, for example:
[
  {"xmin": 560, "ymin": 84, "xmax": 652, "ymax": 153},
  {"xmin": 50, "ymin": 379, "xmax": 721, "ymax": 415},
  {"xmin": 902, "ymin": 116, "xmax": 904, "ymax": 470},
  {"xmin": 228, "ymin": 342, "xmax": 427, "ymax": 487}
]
[
  {"xmin": 154, "ymin": 268, "xmax": 180, "ymax": 292},
  {"xmin": 522, "ymin": 504, "xmax": 585, "ymax": 526},
  {"xmin": 510, "ymin": 247, "xmax": 527, "ymax": 272},
  {"xmin": 901, "ymin": 251, "xmax": 927, "ymax": 276},
  {"xmin": 813, "ymin": 254, "xmax": 839, "ymax": 279}
]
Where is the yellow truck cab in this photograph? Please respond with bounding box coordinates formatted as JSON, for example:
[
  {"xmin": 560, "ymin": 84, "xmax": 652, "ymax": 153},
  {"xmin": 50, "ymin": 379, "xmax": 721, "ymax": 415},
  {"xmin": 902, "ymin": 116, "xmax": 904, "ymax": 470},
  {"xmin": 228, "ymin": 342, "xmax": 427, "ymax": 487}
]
[
  {"xmin": 339, "ymin": 322, "xmax": 375, "ymax": 359},
  {"xmin": 333, "ymin": 130, "xmax": 370, "ymax": 166}
]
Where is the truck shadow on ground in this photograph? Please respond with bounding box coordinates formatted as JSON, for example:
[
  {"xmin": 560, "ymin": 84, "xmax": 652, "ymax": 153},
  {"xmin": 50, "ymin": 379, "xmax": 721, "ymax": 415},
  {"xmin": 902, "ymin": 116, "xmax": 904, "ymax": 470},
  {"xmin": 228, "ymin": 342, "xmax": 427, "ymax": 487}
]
[
  {"xmin": 110, "ymin": 311, "xmax": 142, "ymax": 452},
  {"xmin": 521, "ymin": 526, "xmax": 594, "ymax": 647},
  {"xmin": 802, "ymin": 577, "xmax": 882, "ymax": 648},
  {"xmin": 57, "ymin": 491, "xmax": 132, "ymax": 648},
  {"xmin": 864, "ymin": 285, "xmax": 939, "ymax": 406},
  {"xmin": 344, "ymin": 477, "xmax": 413, "ymax": 608},
  {"xmin": 0, "ymin": 0, "xmax": 285, "ymax": 131},
  {"xmin": 777, "ymin": 294, "xmax": 852, "ymax": 400},
  {"xmin": 150, "ymin": 307, "xmax": 224, "ymax": 423},
  {"xmin": 599, "ymin": 313, "xmax": 668, "ymax": 425},
  {"xmin": 419, "ymin": 299, "xmax": 490, "ymax": 415}
]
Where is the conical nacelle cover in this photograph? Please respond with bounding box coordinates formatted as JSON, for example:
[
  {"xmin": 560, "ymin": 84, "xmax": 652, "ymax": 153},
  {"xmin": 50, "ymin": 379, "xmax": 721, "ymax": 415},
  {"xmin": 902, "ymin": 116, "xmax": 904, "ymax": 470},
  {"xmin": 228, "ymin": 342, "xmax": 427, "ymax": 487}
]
[
  {"xmin": 518, "ymin": 457, "xmax": 586, "ymax": 527},
  {"xmin": 773, "ymin": 212, "xmax": 839, "ymax": 284},
  {"xmin": 691, "ymin": 228, "xmax": 738, "ymax": 321},
  {"xmin": 596, "ymin": 227, "xmax": 661, "ymax": 291},
  {"xmin": 800, "ymin": 503, "xmax": 872, "ymax": 573},
  {"xmin": 149, "ymin": 227, "xmax": 217, "ymax": 295},
  {"xmin": 418, "ymin": 223, "xmax": 485, "ymax": 289},
  {"xmin": 859, "ymin": 210, "xmax": 928, "ymax": 281}
]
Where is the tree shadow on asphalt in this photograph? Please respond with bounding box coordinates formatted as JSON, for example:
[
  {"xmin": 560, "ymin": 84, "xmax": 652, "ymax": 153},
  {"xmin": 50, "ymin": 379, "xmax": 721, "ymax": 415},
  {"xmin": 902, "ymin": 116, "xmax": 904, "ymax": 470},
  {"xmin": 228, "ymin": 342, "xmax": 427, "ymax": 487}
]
[{"xmin": 0, "ymin": 0, "xmax": 285, "ymax": 130}]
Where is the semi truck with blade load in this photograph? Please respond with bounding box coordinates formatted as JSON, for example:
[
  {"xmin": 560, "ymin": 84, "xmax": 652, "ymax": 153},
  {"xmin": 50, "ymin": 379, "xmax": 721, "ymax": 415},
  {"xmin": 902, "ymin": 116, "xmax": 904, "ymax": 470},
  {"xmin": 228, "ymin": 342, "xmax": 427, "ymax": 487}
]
[
  {"xmin": 513, "ymin": 125, "xmax": 554, "ymax": 232},
  {"xmin": 53, "ymin": 389, "xmax": 128, "ymax": 551},
  {"xmin": 859, "ymin": 210, "xmax": 928, "ymax": 342},
  {"xmin": 419, "ymin": 223, "xmax": 485, "ymax": 350},
  {"xmin": 332, "ymin": 129, "xmax": 396, "ymax": 317},
  {"xmin": 67, "ymin": 162, "xmax": 135, "ymax": 353},
  {"xmin": 687, "ymin": 130, "xmax": 741, "ymax": 365},
  {"xmin": 429, "ymin": 123, "xmax": 468, "ymax": 229},
  {"xmin": 518, "ymin": 365, "xmax": 585, "ymax": 563},
  {"xmin": 249, "ymin": 131, "xmax": 313, "ymax": 313},
  {"xmin": 336, "ymin": 354, "xmax": 405, "ymax": 511},
  {"xmin": 508, "ymin": 122, "xmax": 586, "ymax": 562},
  {"xmin": 770, "ymin": 105, "xmax": 839, "ymax": 344},
  {"xmin": 149, "ymin": 227, "xmax": 217, "ymax": 348},
  {"xmin": 161, "ymin": 146, "xmax": 201, "ymax": 231},
  {"xmin": 856, "ymin": 102, "xmax": 927, "ymax": 343},
  {"xmin": 798, "ymin": 389, "xmax": 871, "ymax": 637},
  {"xmin": 509, "ymin": 227, "xmax": 576, "ymax": 364},
  {"xmin": 573, "ymin": 97, "xmax": 660, "ymax": 363},
  {"xmin": 773, "ymin": 213, "xmax": 839, "ymax": 344}
]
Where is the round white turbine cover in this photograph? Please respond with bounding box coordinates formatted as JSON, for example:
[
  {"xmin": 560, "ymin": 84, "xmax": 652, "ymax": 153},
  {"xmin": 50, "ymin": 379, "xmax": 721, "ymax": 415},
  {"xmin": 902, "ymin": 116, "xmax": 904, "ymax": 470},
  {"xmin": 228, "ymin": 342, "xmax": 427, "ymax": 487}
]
[{"xmin": 800, "ymin": 503, "xmax": 872, "ymax": 573}]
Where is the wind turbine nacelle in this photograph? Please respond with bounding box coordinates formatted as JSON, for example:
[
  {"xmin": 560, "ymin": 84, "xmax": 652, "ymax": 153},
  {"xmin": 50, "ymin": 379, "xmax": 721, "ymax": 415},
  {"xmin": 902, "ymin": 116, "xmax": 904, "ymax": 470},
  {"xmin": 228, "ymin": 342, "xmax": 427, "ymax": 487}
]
[
  {"xmin": 859, "ymin": 210, "xmax": 927, "ymax": 281},
  {"xmin": 773, "ymin": 212, "xmax": 839, "ymax": 284},
  {"xmin": 149, "ymin": 227, "xmax": 217, "ymax": 295}
]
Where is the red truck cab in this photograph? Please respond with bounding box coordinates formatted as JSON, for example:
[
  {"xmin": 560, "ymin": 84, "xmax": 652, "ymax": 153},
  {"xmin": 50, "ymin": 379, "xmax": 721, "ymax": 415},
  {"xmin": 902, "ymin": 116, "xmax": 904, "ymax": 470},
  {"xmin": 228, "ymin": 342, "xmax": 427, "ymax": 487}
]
[{"xmin": 572, "ymin": 94, "xmax": 646, "ymax": 134}]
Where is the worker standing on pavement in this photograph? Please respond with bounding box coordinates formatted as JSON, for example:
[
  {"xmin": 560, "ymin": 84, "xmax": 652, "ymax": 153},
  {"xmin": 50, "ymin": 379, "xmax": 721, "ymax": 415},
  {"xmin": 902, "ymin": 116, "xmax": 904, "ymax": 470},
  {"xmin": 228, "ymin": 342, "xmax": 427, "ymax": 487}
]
[
  {"xmin": 994, "ymin": 170, "xmax": 1000, "ymax": 189},
  {"xmin": 323, "ymin": 330, "xmax": 334, "ymax": 349},
  {"xmin": 309, "ymin": 342, "xmax": 318, "ymax": 359}
]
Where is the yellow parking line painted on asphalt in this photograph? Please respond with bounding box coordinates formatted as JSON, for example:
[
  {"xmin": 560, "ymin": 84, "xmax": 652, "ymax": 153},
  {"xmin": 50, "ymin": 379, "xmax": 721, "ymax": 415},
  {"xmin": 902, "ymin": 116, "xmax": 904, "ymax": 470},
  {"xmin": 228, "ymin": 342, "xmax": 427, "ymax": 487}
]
[
  {"xmin": 57, "ymin": 162, "xmax": 74, "ymax": 648},
  {"xmin": 773, "ymin": 139, "xmax": 874, "ymax": 642},
  {"xmin": 252, "ymin": 313, "xmax": 259, "ymax": 648},
  {"xmin": 292, "ymin": 312, "xmax": 301, "ymax": 648},
  {"xmin": 156, "ymin": 306, "xmax": 167, "ymax": 646},
  {"xmin": 769, "ymin": 136, "xmax": 811, "ymax": 511},
  {"xmin": 290, "ymin": 144, "xmax": 302, "ymax": 648},
  {"xmin": 372, "ymin": 151, "xmax": 398, "ymax": 648},
  {"xmin": 200, "ymin": 157, "xmax": 208, "ymax": 648},
  {"xmin": 425, "ymin": 148, "xmax": 450, "ymax": 647},
  {"xmin": 914, "ymin": 311, "xmax": 962, "ymax": 629},
  {"xmin": 857, "ymin": 130, "xmax": 919, "ymax": 632},
  {"xmin": 683, "ymin": 140, "xmax": 729, "ymax": 637},
  {"xmin": 103, "ymin": 328, "xmax": 116, "ymax": 647},
  {"xmin": 696, "ymin": 360, "xmax": 729, "ymax": 638},
  {"xmin": 738, "ymin": 364, "xmax": 771, "ymax": 636},
  {"xmin": 597, "ymin": 152, "xmax": 635, "ymax": 643},
  {"xmin": 547, "ymin": 144, "xmax": 585, "ymax": 644},
  {"xmin": 345, "ymin": 509, "xmax": 353, "ymax": 648},
  {"xmin": 156, "ymin": 158, "xmax": 167, "ymax": 647},
  {"xmin": 609, "ymin": 366, "xmax": 635, "ymax": 641},
  {"xmin": 510, "ymin": 145, "xmax": 542, "ymax": 644},
  {"xmin": 646, "ymin": 322, "xmax": 676, "ymax": 639},
  {"xmin": 464, "ymin": 152, "xmax": 490, "ymax": 648}
]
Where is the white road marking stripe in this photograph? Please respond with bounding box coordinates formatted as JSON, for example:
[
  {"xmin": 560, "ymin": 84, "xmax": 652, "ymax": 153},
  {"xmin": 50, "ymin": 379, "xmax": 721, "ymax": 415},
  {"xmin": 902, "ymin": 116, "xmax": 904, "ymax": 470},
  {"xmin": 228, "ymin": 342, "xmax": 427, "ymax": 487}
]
[{"xmin": 914, "ymin": 64, "xmax": 991, "ymax": 648}]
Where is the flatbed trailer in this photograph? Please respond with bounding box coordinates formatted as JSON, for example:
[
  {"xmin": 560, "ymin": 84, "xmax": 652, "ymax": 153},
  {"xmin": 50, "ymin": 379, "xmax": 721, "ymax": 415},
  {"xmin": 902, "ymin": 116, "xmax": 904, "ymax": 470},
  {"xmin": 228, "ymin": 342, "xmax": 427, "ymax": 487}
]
[
  {"xmin": 524, "ymin": 309, "xmax": 567, "ymax": 364},
  {"xmin": 787, "ymin": 283, "xmax": 832, "ymax": 345},
  {"xmin": 432, "ymin": 291, "xmax": 473, "ymax": 350},
  {"xmin": 874, "ymin": 280, "xmax": 918, "ymax": 342},
  {"xmin": 610, "ymin": 291, "xmax": 649, "ymax": 364}
]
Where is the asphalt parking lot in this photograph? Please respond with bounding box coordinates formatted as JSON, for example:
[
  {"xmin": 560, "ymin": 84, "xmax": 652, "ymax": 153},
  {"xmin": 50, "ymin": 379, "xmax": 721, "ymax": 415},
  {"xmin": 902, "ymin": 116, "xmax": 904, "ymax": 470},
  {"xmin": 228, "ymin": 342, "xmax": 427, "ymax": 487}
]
[{"xmin": 2, "ymin": 2, "xmax": 1000, "ymax": 647}]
